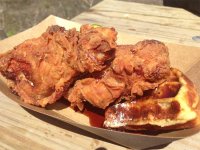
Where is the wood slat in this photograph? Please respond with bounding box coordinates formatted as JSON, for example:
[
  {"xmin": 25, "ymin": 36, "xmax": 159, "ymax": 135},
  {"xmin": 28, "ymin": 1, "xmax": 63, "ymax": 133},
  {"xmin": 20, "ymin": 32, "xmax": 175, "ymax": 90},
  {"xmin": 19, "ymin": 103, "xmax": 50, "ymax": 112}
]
[
  {"xmin": 0, "ymin": 94, "xmax": 127, "ymax": 150},
  {"xmin": 72, "ymin": 0, "xmax": 200, "ymax": 47}
]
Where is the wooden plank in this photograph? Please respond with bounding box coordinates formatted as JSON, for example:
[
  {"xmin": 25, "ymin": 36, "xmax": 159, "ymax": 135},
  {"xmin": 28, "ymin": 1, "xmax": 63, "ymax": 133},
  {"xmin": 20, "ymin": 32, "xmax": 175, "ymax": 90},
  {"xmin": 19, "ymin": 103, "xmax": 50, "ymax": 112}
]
[
  {"xmin": 72, "ymin": 0, "xmax": 200, "ymax": 47},
  {"xmin": 0, "ymin": 94, "xmax": 127, "ymax": 150}
]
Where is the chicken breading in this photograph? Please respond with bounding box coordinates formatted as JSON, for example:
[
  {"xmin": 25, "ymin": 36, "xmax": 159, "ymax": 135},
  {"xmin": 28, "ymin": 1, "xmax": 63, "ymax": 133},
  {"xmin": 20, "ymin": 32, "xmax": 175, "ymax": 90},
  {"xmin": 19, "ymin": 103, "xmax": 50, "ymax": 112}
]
[
  {"xmin": 0, "ymin": 25, "xmax": 117, "ymax": 107},
  {"xmin": 67, "ymin": 40, "xmax": 170, "ymax": 110}
]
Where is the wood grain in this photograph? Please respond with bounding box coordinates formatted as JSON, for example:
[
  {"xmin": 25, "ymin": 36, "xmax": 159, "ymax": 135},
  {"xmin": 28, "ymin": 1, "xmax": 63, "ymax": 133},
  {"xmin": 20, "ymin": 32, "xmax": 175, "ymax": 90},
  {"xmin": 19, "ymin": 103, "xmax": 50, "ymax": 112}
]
[
  {"xmin": 0, "ymin": 93, "xmax": 127, "ymax": 150},
  {"xmin": 72, "ymin": 0, "xmax": 200, "ymax": 47}
]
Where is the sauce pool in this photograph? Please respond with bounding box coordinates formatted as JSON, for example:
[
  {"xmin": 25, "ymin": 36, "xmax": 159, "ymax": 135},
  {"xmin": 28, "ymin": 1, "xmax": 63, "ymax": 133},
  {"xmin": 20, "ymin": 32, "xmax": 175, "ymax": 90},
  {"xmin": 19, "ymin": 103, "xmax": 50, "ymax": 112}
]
[
  {"xmin": 82, "ymin": 103, "xmax": 105, "ymax": 128},
  {"xmin": 59, "ymin": 99, "xmax": 105, "ymax": 128}
]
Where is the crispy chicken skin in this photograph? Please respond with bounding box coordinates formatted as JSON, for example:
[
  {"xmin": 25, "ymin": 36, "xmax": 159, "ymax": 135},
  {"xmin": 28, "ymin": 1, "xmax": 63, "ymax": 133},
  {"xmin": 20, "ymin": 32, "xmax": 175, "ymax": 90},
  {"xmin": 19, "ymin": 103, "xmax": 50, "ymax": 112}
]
[
  {"xmin": 67, "ymin": 40, "xmax": 170, "ymax": 110},
  {"xmin": 0, "ymin": 25, "xmax": 117, "ymax": 107},
  {"xmin": 66, "ymin": 24, "xmax": 117, "ymax": 73}
]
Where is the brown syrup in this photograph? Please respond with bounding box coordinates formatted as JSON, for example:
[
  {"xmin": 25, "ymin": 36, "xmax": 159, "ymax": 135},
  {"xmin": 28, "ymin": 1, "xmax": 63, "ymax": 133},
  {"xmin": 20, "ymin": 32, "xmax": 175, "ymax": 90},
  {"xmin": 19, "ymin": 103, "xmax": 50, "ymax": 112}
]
[
  {"xmin": 80, "ymin": 103, "xmax": 170, "ymax": 135},
  {"xmin": 82, "ymin": 103, "xmax": 105, "ymax": 128},
  {"xmin": 58, "ymin": 98, "xmax": 105, "ymax": 128}
]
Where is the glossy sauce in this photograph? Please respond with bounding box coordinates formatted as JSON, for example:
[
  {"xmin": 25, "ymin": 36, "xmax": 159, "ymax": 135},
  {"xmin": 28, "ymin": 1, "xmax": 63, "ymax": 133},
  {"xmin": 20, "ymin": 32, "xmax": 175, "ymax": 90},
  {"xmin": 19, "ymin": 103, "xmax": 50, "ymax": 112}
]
[
  {"xmin": 59, "ymin": 99, "xmax": 105, "ymax": 128},
  {"xmin": 82, "ymin": 103, "xmax": 105, "ymax": 128}
]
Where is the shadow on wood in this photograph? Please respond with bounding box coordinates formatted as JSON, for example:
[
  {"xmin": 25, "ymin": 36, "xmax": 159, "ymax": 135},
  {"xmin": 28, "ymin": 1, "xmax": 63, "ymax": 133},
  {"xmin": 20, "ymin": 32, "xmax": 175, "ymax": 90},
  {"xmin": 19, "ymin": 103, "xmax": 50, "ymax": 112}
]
[{"xmin": 163, "ymin": 0, "xmax": 200, "ymax": 16}]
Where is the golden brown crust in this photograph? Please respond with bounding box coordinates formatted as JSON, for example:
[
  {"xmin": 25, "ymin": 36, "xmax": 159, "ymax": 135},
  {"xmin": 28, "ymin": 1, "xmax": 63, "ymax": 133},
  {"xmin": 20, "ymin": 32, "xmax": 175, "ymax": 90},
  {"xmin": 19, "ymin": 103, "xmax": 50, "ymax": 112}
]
[
  {"xmin": 0, "ymin": 25, "xmax": 117, "ymax": 107},
  {"xmin": 67, "ymin": 40, "xmax": 171, "ymax": 110},
  {"xmin": 123, "ymin": 101, "xmax": 200, "ymax": 131}
]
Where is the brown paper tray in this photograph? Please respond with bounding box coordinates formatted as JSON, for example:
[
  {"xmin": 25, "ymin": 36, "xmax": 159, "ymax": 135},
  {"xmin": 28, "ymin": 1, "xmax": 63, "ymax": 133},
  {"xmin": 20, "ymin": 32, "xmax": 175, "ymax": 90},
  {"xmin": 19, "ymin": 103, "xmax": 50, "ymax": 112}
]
[{"xmin": 0, "ymin": 15, "xmax": 200, "ymax": 149}]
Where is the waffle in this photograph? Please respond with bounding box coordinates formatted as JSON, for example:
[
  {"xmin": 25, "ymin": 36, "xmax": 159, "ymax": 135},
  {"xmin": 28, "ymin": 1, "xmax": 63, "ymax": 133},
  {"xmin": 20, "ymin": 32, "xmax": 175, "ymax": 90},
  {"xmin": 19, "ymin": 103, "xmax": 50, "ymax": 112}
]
[{"xmin": 104, "ymin": 68, "xmax": 200, "ymax": 130}]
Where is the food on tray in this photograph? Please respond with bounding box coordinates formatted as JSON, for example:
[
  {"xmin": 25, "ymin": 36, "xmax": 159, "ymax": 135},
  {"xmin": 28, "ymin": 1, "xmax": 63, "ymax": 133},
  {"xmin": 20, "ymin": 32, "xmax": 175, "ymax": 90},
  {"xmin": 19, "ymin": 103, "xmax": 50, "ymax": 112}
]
[{"xmin": 0, "ymin": 25, "xmax": 199, "ymax": 131}]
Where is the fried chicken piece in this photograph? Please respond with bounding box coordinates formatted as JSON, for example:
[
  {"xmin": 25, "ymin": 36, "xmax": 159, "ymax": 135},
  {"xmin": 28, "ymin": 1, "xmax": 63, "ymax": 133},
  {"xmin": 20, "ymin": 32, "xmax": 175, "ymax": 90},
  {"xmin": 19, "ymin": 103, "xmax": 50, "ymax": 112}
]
[
  {"xmin": 66, "ymin": 24, "xmax": 117, "ymax": 73},
  {"xmin": 67, "ymin": 40, "xmax": 170, "ymax": 110},
  {"xmin": 0, "ymin": 25, "xmax": 117, "ymax": 107}
]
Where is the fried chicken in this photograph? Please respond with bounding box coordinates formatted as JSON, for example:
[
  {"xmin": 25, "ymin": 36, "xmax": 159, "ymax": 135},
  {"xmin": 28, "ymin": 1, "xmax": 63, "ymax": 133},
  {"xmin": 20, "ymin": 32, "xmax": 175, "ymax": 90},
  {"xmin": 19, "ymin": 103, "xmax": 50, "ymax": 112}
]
[
  {"xmin": 66, "ymin": 40, "xmax": 170, "ymax": 110},
  {"xmin": 0, "ymin": 25, "xmax": 117, "ymax": 107}
]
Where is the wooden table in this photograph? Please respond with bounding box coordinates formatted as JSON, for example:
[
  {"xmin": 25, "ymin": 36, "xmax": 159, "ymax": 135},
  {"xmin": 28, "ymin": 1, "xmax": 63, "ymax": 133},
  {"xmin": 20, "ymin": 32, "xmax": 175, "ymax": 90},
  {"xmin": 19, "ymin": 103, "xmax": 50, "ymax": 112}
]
[
  {"xmin": 1, "ymin": 0, "xmax": 200, "ymax": 150},
  {"xmin": 73, "ymin": 0, "xmax": 200, "ymax": 48}
]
